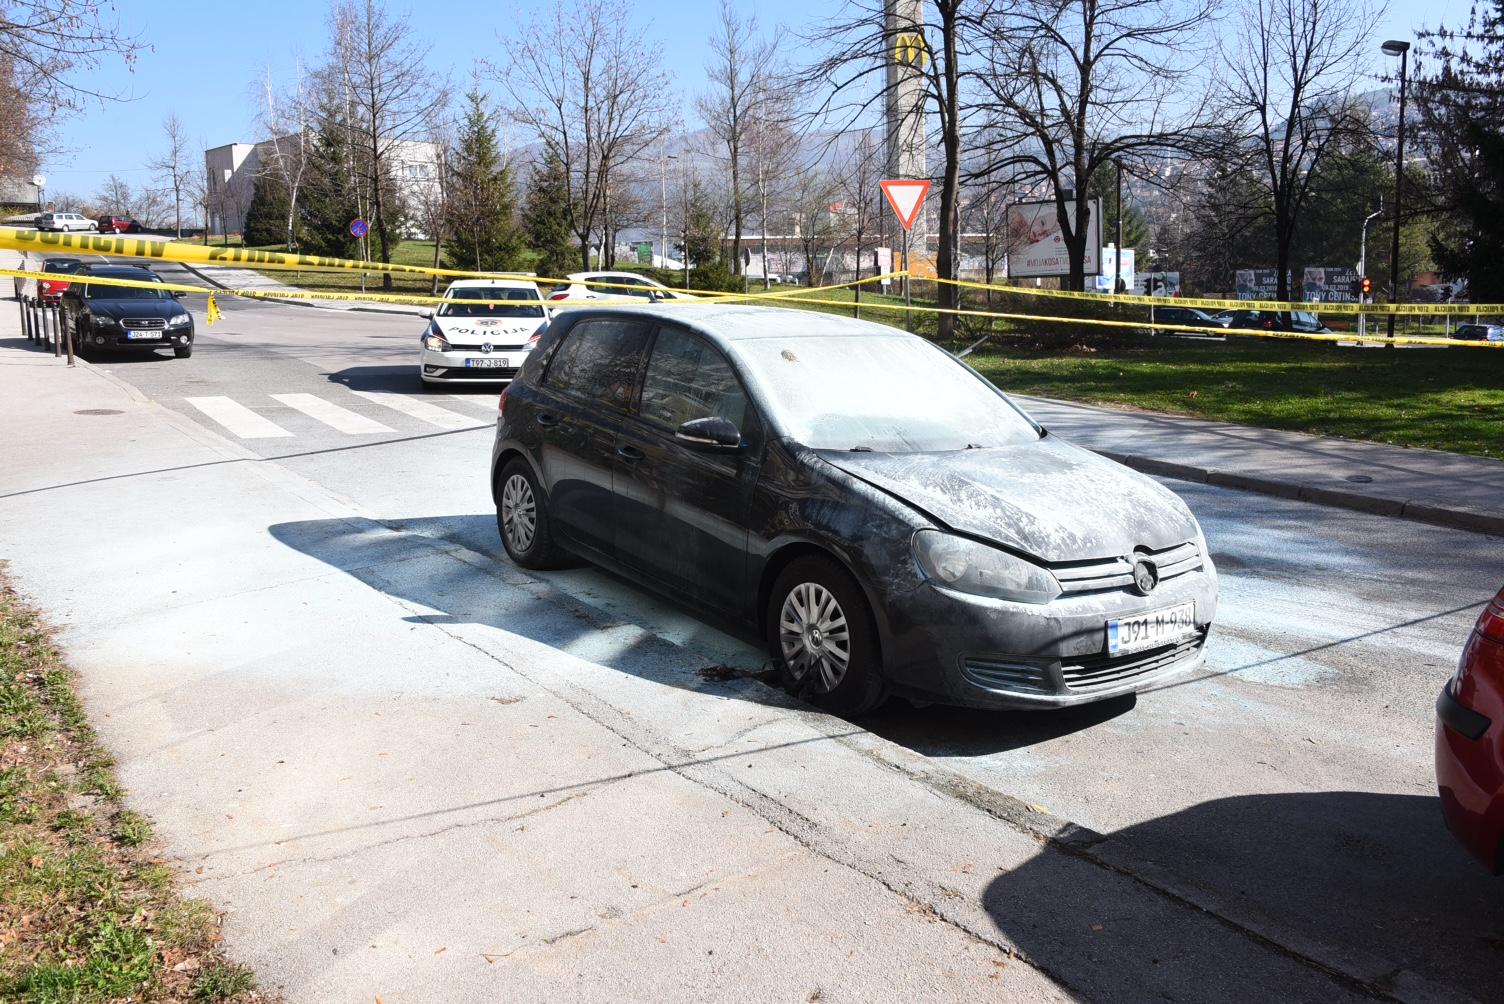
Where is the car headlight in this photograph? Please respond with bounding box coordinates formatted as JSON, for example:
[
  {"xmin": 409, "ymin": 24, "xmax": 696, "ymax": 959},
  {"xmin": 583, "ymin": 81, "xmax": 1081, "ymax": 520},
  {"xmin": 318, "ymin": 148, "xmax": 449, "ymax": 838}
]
[
  {"xmin": 912, "ymin": 530, "xmax": 1061, "ymax": 604},
  {"xmin": 91, "ymin": 315, "xmax": 117, "ymax": 327},
  {"xmin": 422, "ymin": 327, "xmax": 449, "ymax": 352},
  {"xmin": 167, "ymin": 313, "xmax": 190, "ymax": 327}
]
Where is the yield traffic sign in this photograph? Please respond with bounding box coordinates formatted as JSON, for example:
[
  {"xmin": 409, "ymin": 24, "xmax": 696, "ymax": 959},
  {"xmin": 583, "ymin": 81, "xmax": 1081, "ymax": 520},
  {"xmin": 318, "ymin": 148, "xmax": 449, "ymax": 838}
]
[{"xmin": 880, "ymin": 179, "xmax": 930, "ymax": 231}]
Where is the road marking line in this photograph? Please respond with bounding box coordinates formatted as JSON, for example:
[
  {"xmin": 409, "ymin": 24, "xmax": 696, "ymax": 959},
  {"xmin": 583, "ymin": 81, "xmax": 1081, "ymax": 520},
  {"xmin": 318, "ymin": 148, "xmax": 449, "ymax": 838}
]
[
  {"xmin": 348, "ymin": 390, "xmax": 480, "ymax": 431},
  {"xmin": 184, "ymin": 396, "xmax": 294, "ymax": 439},
  {"xmin": 447, "ymin": 393, "xmax": 502, "ymax": 414},
  {"xmin": 270, "ymin": 393, "xmax": 394, "ymax": 435}
]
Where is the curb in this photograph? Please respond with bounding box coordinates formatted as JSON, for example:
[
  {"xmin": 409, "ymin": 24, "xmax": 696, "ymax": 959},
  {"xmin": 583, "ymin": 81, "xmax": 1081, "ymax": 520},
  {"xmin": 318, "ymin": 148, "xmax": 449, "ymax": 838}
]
[
  {"xmin": 1097, "ymin": 450, "xmax": 1504, "ymax": 537},
  {"xmin": 177, "ymin": 261, "xmax": 426, "ymax": 318}
]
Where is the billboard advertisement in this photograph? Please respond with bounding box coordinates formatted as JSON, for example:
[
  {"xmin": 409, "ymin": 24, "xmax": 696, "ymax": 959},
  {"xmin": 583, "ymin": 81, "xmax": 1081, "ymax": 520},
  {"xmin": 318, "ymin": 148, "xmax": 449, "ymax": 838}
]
[
  {"xmin": 1005, "ymin": 199, "xmax": 1102, "ymax": 279},
  {"xmin": 1234, "ymin": 269, "xmax": 1292, "ymax": 300},
  {"xmin": 1302, "ymin": 266, "xmax": 1360, "ymax": 303}
]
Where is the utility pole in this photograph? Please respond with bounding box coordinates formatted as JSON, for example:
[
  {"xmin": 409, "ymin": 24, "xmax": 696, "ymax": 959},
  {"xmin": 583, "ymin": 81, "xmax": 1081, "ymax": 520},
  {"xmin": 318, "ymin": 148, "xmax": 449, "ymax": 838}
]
[
  {"xmin": 1114, "ymin": 159, "xmax": 1124, "ymax": 298},
  {"xmin": 1381, "ymin": 39, "xmax": 1411, "ymax": 347},
  {"xmin": 660, "ymin": 152, "xmax": 673, "ymax": 269}
]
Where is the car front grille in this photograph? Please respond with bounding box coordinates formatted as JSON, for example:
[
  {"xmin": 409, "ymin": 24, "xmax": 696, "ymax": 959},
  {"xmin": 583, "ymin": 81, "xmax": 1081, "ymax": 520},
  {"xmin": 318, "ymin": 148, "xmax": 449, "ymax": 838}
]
[
  {"xmin": 121, "ymin": 318, "xmax": 167, "ymax": 330},
  {"xmin": 1054, "ymin": 540, "xmax": 1203, "ymax": 595},
  {"xmin": 1061, "ymin": 634, "xmax": 1206, "ymax": 693}
]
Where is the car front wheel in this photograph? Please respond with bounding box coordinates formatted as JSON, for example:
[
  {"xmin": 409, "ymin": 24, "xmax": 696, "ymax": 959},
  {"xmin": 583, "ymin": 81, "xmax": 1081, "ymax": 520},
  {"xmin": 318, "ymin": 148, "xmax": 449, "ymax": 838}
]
[
  {"xmin": 768, "ymin": 555, "xmax": 885, "ymax": 716},
  {"xmin": 496, "ymin": 459, "xmax": 565, "ymax": 569},
  {"xmin": 173, "ymin": 343, "xmax": 192, "ymax": 358}
]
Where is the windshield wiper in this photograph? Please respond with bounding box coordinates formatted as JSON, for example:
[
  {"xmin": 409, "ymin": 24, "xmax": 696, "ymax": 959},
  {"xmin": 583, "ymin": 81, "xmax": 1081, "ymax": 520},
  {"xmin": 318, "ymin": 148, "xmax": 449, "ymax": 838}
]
[{"xmin": 848, "ymin": 446, "xmax": 874, "ymax": 452}]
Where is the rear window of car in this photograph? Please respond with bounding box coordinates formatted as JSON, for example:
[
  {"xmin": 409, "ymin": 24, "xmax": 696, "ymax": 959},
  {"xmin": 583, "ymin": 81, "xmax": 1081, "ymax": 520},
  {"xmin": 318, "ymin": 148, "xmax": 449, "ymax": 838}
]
[
  {"xmin": 543, "ymin": 318, "xmax": 652, "ymax": 409},
  {"xmin": 438, "ymin": 287, "xmax": 543, "ymax": 318},
  {"xmin": 43, "ymin": 260, "xmax": 83, "ymax": 274}
]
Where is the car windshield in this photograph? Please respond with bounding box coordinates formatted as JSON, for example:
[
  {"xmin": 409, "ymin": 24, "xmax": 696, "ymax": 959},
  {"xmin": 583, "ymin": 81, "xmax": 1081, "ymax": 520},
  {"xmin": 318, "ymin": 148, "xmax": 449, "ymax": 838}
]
[
  {"xmin": 1292, "ymin": 311, "xmax": 1318, "ymax": 324},
  {"xmin": 731, "ymin": 332, "xmax": 1041, "ymax": 453},
  {"xmin": 438, "ymin": 287, "xmax": 543, "ymax": 318},
  {"xmin": 43, "ymin": 260, "xmax": 83, "ymax": 274},
  {"xmin": 84, "ymin": 277, "xmax": 167, "ymax": 300}
]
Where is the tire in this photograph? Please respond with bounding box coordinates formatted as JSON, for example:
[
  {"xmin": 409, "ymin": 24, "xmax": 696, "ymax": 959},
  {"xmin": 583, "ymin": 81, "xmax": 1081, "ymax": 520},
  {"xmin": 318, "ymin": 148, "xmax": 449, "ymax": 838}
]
[
  {"xmin": 128, "ymin": 224, "xmax": 140, "ymax": 234},
  {"xmin": 767, "ymin": 555, "xmax": 885, "ymax": 716},
  {"xmin": 173, "ymin": 343, "xmax": 192, "ymax": 358},
  {"xmin": 496, "ymin": 458, "xmax": 565, "ymax": 570}
]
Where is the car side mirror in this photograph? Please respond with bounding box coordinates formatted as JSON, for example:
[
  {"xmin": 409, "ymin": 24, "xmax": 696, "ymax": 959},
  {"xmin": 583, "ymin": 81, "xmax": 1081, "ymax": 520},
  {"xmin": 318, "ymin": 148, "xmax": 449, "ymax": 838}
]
[
  {"xmin": 675, "ymin": 416, "xmax": 741, "ymax": 450},
  {"xmin": 420, "ymin": 308, "xmax": 433, "ymax": 319},
  {"xmin": 169, "ymin": 290, "xmax": 183, "ymax": 299}
]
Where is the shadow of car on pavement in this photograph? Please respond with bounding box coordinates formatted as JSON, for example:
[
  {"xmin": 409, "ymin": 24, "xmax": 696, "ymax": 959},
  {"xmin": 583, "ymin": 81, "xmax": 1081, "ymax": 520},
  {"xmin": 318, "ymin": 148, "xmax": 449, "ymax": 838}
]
[{"xmin": 982, "ymin": 790, "xmax": 1500, "ymax": 1003}]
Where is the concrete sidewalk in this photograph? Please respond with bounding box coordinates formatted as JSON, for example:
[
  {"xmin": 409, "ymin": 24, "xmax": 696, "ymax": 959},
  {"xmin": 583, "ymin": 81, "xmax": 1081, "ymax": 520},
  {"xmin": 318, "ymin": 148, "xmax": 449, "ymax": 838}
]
[{"xmin": 1019, "ymin": 394, "xmax": 1504, "ymax": 536}]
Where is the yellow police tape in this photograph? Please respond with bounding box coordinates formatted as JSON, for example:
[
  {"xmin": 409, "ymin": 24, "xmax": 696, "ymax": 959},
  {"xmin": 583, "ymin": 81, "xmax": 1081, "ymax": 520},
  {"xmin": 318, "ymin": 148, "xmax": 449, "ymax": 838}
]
[
  {"xmin": 10, "ymin": 265, "xmax": 1503, "ymax": 349},
  {"xmin": 7, "ymin": 224, "xmax": 1501, "ymax": 317}
]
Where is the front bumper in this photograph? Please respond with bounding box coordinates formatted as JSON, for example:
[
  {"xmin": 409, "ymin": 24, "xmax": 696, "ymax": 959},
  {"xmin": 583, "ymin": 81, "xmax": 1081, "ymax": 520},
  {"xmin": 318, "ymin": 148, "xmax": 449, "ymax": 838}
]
[
  {"xmin": 84, "ymin": 324, "xmax": 193, "ymax": 349},
  {"xmin": 878, "ymin": 569, "xmax": 1218, "ymax": 710},
  {"xmin": 420, "ymin": 346, "xmax": 527, "ymax": 382}
]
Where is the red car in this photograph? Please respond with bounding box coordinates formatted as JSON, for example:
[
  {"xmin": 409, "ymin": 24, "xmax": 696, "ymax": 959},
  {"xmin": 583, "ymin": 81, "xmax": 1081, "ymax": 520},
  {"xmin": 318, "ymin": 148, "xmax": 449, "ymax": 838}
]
[
  {"xmin": 96, "ymin": 215, "xmax": 142, "ymax": 234},
  {"xmin": 1436, "ymin": 584, "xmax": 1504, "ymax": 872},
  {"xmin": 37, "ymin": 257, "xmax": 85, "ymax": 305}
]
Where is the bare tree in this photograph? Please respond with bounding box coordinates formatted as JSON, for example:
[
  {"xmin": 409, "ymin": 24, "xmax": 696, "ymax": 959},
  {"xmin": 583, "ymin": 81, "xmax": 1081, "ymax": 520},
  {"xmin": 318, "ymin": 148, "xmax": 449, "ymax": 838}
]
[
  {"xmin": 805, "ymin": 1, "xmax": 981, "ymax": 335},
  {"xmin": 787, "ymin": 161, "xmax": 843, "ymax": 283},
  {"xmin": 257, "ymin": 71, "xmax": 313, "ymax": 251},
  {"xmin": 95, "ymin": 174, "xmax": 134, "ymax": 216},
  {"xmin": 326, "ymin": 0, "xmax": 449, "ymax": 288},
  {"xmin": 746, "ymin": 93, "xmax": 801, "ymax": 288},
  {"xmin": 1220, "ymin": 0, "xmax": 1376, "ymax": 303},
  {"xmin": 412, "ymin": 114, "xmax": 453, "ymax": 292},
  {"xmin": 497, "ymin": 0, "xmax": 671, "ymax": 269},
  {"xmin": 1, "ymin": 1, "xmax": 143, "ymax": 176},
  {"xmin": 975, "ymin": 0, "xmax": 1217, "ymax": 291},
  {"xmin": 697, "ymin": 0, "xmax": 779, "ymax": 276},
  {"xmin": 840, "ymin": 129, "xmax": 887, "ymax": 306},
  {"xmin": 147, "ymin": 113, "xmax": 192, "ymax": 238}
]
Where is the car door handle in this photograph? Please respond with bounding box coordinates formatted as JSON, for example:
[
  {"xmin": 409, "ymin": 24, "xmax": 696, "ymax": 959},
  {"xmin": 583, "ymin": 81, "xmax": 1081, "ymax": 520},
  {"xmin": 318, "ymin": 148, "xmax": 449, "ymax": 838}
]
[
  {"xmin": 616, "ymin": 444, "xmax": 645, "ymax": 463},
  {"xmin": 536, "ymin": 412, "xmax": 561, "ymax": 427}
]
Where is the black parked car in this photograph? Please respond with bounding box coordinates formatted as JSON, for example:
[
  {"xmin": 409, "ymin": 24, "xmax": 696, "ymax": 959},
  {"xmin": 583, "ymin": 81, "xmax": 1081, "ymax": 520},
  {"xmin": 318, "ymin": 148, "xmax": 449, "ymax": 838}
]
[
  {"xmin": 491, "ymin": 305, "xmax": 1218, "ymax": 715},
  {"xmin": 1151, "ymin": 306, "xmax": 1226, "ymax": 328},
  {"xmin": 57, "ymin": 266, "xmax": 194, "ymax": 359},
  {"xmin": 1223, "ymin": 309, "xmax": 1331, "ymax": 334}
]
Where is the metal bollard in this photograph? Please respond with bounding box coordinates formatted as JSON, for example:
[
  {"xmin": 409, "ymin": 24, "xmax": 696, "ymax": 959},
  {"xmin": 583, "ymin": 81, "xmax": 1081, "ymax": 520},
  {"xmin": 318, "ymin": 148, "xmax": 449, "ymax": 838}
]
[
  {"xmin": 64, "ymin": 316, "xmax": 75, "ymax": 366},
  {"xmin": 20, "ymin": 296, "xmax": 31, "ymax": 342},
  {"xmin": 47, "ymin": 305, "xmax": 59, "ymax": 358}
]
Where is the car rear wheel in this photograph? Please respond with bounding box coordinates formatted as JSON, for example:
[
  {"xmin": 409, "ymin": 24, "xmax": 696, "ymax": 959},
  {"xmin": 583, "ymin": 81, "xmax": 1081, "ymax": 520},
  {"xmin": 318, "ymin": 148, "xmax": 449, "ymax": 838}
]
[
  {"xmin": 768, "ymin": 555, "xmax": 884, "ymax": 716},
  {"xmin": 497, "ymin": 459, "xmax": 565, "ymax": 570}
]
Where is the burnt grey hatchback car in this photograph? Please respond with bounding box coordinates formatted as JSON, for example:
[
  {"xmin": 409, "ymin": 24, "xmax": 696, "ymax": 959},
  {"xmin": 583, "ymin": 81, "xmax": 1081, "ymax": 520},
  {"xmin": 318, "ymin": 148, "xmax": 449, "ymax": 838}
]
[{"xmin": 491, "ymin": 305, "xmax": 1217, "ymax": 715}]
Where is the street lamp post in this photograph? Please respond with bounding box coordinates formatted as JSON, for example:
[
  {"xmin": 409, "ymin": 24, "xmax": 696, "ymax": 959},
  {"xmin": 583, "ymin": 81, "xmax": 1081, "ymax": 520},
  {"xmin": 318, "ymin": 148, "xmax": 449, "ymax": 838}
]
[
  {"xmin": 1381, "ymin": 39, "xmax": 1411, "ymax": 345},
  {"xmin": 660, "ymin": 152, "xmax": 675, "ymax": 269},
  {"xmin": 31, "ymin": 174, "xmax": 45, "ymax": 214}
]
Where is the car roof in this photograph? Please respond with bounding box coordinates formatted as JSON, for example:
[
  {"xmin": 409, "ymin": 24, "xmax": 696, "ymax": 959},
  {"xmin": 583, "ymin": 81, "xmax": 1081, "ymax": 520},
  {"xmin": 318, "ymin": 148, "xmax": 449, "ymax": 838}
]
[
  {"xmin": 83, "ymin": 266, "xmax": 160, "ymax": 279},
  {"xmin": 42, "ymin": 256, "xmax": 82, "ymax": 264},
  {"xmin": 560, "ymin": 303, "xmax": 909, "ymax": 347},
  {"xmin": 566, "ymin": 271, "xmax": 653, "ymax": 281},
  {"xmin": 443, "ymin": 277, "xmax": 537, "ymax": 292}
]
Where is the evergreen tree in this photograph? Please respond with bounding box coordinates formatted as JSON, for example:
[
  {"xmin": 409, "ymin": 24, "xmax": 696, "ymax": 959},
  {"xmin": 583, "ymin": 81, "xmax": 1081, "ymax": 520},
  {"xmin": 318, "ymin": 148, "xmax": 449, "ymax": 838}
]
[
  {"xmin": 444, "ymin": 90, "xmax": 522, "ymax": 272},
  {"xmin": 299, "ymin": 107, "xmax": 360, "ymax": 259},
  {"xmin": 1417, "ymin": 1, "xmax": 1504, "ymax": 300},
  {"xmin": 243, "ymin": 171, "xmax": 292, "ymax": 248},
  {"xmin": 523, "ymin": 152, "xmax": 575, "ymax": 280}
]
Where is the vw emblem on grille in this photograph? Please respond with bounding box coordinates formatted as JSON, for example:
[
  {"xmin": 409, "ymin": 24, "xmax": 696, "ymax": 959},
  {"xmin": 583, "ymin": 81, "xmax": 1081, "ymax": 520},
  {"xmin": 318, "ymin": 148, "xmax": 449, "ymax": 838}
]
[
  {"xmin": 1131, "ymin": 559, "xmax": 1159, "ymax": 595},
  {"xmin": 480, "ymin": 342, "xmax": 493, "ymax": 354}
]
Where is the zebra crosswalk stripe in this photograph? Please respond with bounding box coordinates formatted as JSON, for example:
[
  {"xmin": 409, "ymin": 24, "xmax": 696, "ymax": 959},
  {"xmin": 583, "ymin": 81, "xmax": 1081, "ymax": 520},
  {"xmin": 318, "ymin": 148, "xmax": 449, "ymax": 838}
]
[
  {"xmin": 271, "ymin": 393, "xmax": 393, "ymax": 434},
  {"xmin": 347, "ymin": 390, "xmax": 481, "ymax": 431},
  {"xmin": 185, "ymin": 396, "xmax": 294, "ymax": 439}
]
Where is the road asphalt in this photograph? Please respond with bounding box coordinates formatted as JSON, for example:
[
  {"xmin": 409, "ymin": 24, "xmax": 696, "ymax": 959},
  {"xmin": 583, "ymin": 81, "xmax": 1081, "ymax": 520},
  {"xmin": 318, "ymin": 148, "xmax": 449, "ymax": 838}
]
[{"xmin": 2, "ymin": 247, "xmax": 1501, "ymax": 1002}]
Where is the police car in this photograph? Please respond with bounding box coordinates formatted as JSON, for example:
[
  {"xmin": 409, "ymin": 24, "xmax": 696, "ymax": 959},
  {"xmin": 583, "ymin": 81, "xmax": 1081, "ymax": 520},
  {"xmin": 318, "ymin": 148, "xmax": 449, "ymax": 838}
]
[{"xmin": 419, "ymin": 278, "xmax": 550, "ymax": 385}]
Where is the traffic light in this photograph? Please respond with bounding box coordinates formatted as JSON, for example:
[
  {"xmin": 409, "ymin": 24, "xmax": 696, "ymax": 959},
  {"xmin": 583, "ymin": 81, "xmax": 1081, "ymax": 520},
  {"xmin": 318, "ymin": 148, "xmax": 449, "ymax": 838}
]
[{"xmin": 1361, "ymin": 276, "xmax": 1373, "ymax": 298}]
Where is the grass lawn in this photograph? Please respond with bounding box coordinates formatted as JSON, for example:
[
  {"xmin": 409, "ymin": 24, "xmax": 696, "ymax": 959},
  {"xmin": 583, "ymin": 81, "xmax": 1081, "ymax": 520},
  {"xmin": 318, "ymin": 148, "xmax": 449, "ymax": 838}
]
[
  {"xmin": 968, "ymin": 335, "xmax": 1504, "ymax": 459},
  {"xmin": 0, "ymin": 570, "xmax": 259, "ymax": 1003}
]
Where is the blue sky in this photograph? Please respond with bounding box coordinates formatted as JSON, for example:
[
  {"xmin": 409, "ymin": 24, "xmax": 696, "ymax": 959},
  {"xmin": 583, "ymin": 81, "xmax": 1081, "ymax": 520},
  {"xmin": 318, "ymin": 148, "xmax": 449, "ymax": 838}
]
[{"xmin": 37, "ymin": 0, "xmax": 1471, "ymax": 200}]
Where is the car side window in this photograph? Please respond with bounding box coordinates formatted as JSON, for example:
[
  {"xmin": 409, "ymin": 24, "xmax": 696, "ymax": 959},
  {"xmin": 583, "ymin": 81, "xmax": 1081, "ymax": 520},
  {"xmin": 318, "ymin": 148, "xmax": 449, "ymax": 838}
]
[
  {"xmin": 638, "ymin": 326, "xmax": 748, "ymax": 434},
  {"xmin": 543, "ymin": 318, "xmax": 651, "ymax": 409}
]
